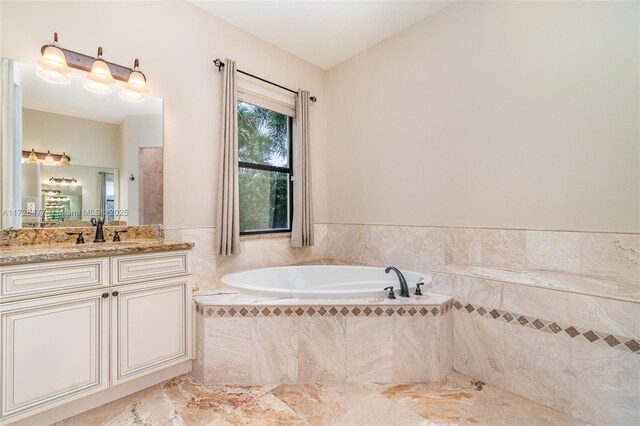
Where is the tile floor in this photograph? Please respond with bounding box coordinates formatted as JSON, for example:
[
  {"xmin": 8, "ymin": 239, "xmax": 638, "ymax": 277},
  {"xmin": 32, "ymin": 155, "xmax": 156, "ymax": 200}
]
[{"xmin": 57, "ymin": 372, "xmax": 587, "ymax": 425}]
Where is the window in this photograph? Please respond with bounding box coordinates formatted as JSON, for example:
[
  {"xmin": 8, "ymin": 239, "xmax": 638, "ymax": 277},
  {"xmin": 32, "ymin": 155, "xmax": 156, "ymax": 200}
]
[{"xmin": 238, "ymin": 101, "xmax": 292, "ymax": 234}]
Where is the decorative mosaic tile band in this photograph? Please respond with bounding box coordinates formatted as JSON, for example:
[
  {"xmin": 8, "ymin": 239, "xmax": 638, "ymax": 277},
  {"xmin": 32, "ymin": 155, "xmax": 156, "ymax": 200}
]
[
  {"xmin": 454, "ymin": 300, "xmax": 640, "ymax": 355},
  {"xmin": 195, "ymin": 301, "xmax": 453, "ymax": 318}
]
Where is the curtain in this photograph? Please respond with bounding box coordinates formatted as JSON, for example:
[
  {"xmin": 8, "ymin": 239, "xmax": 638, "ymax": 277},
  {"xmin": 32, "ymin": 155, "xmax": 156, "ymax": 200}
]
[
  {"xmin": 291, "ymin": 90, "xmax": 314, "ymax": 247},
  {"xmin": 98, "ymin": 172, "xmax": 106, "ymax": 218},
  {"xmin": 215, "ymin": 59, "xmax": 241, "ymax": 255}
]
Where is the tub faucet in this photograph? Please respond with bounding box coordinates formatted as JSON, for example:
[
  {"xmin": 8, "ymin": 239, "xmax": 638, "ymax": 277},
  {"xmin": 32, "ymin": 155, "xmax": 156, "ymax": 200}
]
[{"xmin": 385, "ymin": 266, "xmax": 410, "ymax": 297}]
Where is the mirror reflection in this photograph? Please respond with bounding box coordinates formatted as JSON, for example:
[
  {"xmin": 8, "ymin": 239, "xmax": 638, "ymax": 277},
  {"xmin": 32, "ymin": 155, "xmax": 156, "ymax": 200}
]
[{"xmin": 2, "ymin": 58, "xmax": 163, "ymax": 229}]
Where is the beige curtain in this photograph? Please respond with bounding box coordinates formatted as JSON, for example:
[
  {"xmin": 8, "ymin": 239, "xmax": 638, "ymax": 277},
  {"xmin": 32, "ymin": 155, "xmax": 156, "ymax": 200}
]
[
  {"xmin": 291, "ymin": 90, "xmax": 314, "ymax": 247},
  {"xmin": 215, "ymin": 59, "xmax": 241, "ymax": 255}
]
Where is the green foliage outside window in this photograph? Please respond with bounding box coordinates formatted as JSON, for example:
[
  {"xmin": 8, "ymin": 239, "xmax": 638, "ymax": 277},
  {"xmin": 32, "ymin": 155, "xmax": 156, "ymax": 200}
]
[{"xmin": 238, "ymin": 101, "xmax": 291, "ymax": 233}]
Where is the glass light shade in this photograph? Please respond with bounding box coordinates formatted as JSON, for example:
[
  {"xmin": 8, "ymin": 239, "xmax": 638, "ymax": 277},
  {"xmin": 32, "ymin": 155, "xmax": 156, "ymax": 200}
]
[
  {"xmin": 37, "ymin": 67, "xmax": 71, "ymax": 85},
  {"xmin": 26, "ymin": 149, "xmax": 38, "ymax": 164},
  {"xmin": 87, "ymin": 59, "xmax": 115, "ymax": 84},
  {"xmin": 119, "ymin": 87, "xmax": 144, "ymax": 102},
  {"xmin": 59, "ymin": 152, "xmax": 70, "ymax": 166},
  {"xmin": 125, "ymin": 70, "xmax": 149, "ymax": 92},
  {"xmin": 38, "ymin": 45, "xmax": 70, "ymax": 72},
  {"xmin": 44, "ymin": 150, "xmax": 56, "ymax": 165},
  {"xmin": 71, "ymin": 178, "xmax": 78, "ymax": 186},
  {"xmin": 84, "ymin": 80, "xmax": 112, "ymax": 94}
]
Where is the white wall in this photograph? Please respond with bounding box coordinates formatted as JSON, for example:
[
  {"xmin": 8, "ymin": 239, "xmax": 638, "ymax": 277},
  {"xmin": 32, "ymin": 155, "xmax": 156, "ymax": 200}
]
[
  {"xmin": 22, "ymin": 109, "xmax": 121, "ymax": 168},
  {"xmin": 0, "ymin": 0, "xmax": 328, "ymax": 229},
  {"xmin": 326, "ymin": 1, "xmax": 640, "ymax": 232}
]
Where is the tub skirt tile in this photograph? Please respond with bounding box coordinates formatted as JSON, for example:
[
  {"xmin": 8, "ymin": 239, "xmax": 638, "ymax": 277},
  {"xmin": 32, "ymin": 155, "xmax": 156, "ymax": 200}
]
[
  {"xmin": 251, "ymin": 317, "xmax": 298, "ymax": 383},
  {"xmin": 393, "ymin": 315, "xmax": 451, "ymax": 383},
  {"xmin": 203, "ymin": 317, "xmax": 252, "ymax": 384},
  {"xmin": 504, "ymin": 322, "xmax": 572, "ymax": 414},
  {"xmin": 453, "ymin": 309, "xmax": 505, "ymax": 388},
  {"xmin": 298, "ymin": 317, "xmax": 346, "ymax": 383},
  {"xmin": 346, "ymin": 317, "xmax": 393, "ymax": 383},
  {"xmin": 571, "ymin": 338, "xmax": 640, "ymax": 426}
]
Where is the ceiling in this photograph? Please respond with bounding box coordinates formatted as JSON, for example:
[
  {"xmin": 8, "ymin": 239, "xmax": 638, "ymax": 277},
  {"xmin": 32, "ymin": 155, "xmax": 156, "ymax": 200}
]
[
  {"xmin": 18, "ymin": 62, "xmax": 162, "ymax": 125},
  {"xmin": 189, "ymin": 1, "xmax": 455, "ymax": 69}
]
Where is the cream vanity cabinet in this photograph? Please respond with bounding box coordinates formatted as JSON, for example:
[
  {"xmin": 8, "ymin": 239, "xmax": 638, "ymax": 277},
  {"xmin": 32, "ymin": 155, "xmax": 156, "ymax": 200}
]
[{"xmin": 0, "ymin": 250, "xmax": 192, "ymax": 425}]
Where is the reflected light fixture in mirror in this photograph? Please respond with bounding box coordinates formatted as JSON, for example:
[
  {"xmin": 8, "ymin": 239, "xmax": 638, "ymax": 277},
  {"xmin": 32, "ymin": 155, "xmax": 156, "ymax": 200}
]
[
  {"xmin": 84, "ymin": 47, "xmax": 116, "ymax": 94},
  {"xmin": 59, "ymin": 152, "xmax": 70, "ymax": 166},
  {"xmin": 26, "ymin": 148, "xmax": 38, "ymax": 164},
  {"xmin": 44, "ymin": 150, "xmax": 56, "ymax": 165},
  {"xmin": 119, "ymin": 59, "xmax": 149, "ymax": 102},
  {"xmin": 37, "ymin": 32, "xmax": 71, "ymax": 85}
]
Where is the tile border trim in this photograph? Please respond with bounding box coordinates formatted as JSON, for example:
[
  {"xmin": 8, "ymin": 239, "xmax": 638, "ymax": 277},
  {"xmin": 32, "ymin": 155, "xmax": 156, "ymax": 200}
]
[
  {"xmin": 195, "ymin": 301, "xmax": 453, "ymax": 318},
  {"xmin": 454, "ymin": 300, "xmax": 640, "ymax": 355}
]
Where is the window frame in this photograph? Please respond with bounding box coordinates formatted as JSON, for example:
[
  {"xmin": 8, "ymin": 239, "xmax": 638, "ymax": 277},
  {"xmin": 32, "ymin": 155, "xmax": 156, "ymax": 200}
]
[{"xmin": 238, "ymin": 110, "xmax": 293, "ymax": 236}]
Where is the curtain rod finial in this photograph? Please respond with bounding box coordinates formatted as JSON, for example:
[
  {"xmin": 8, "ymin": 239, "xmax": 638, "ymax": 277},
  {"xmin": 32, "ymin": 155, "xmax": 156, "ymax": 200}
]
[
  {"xmin": 213, "ymin": 58, "xmax": 225, "ymax": 71},
  {"xmin": 310, "ymin": 96, "xmax": 317, "ymax": 103}
]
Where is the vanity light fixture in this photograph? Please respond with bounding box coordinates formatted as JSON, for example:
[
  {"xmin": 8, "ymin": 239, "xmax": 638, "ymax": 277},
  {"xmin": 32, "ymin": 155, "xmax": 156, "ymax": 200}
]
[
  {"xmin": 37, "ymin": 32, "xmax": 71, "ymax": 85},
  {"xmin": 38, "ymin": 33, "xmax": 151, "ymax": 99}
]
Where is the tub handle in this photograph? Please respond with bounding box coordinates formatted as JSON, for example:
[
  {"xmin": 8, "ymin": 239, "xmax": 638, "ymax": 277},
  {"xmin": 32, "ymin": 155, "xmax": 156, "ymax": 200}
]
[
  {"xmin": 384, "ymin": 286, "xmax": 396, "ymax": 299},
  {"xmin": 415, "ymin": 279, "xmax": 425, "ymax": 296}
]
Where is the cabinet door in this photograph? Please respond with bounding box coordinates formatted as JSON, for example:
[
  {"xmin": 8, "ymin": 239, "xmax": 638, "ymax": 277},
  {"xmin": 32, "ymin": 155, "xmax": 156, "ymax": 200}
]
[
  {"xmin": 111, "ymin": 277, "xmax": 191, "ymax": 385},
  {"xmin": 0, "ymin": 290, "xmax": 109, "ymax": 422}
]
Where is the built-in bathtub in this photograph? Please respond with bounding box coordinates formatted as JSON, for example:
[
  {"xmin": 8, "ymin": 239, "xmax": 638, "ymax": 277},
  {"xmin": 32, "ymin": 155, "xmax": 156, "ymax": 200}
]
[
  {"xmin": 220, "ymin": 265, "xmax": 430, "ymax": 298},
  {"xmin": 193, "ymin": 264, "xmax": 452, "ymax": 385}
]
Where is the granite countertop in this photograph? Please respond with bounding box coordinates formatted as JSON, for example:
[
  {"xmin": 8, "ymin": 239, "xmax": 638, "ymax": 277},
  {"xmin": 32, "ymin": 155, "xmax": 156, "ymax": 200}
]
[{"xmin": 0, "ymin": 240, "xmax": 194, "ymax": 266}]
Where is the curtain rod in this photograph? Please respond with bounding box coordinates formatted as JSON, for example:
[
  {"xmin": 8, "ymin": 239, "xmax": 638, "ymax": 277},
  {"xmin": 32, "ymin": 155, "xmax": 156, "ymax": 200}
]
[{"xmin": 213, "ymin": 59, "xmax": 317, "ymax": 103}]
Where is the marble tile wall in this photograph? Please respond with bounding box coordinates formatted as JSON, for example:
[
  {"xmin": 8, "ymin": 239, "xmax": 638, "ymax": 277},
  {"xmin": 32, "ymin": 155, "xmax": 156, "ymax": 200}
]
[
  {"xmin": 165, "ymin": 224, "xmax": 328, "ymax": 293},
  {"xmin": 326, "ymin": 224, "xmax": 640, "ymax": 282},
  {"xmin": 166, "ymin": 223, "xmax": 638, "ymax": 293},
  {"xmin": 431, "ymin": 271, "xmax": 640, "ymax": 425},
  {"xmin": 194, "ymin": 303, "xmax": 452, "ymax": 385}
]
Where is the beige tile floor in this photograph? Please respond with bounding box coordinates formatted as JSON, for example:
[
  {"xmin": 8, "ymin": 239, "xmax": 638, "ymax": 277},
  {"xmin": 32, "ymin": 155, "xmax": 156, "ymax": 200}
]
[{"xmin": 57, "ymin": 372, "xmax": 587, "ymax": 426}]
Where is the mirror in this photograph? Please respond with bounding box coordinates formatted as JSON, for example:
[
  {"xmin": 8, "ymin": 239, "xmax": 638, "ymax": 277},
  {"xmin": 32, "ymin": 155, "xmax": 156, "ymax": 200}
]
[{"xmin": 1, "ymin": 58, "xmax": 163, "ymax": 229}]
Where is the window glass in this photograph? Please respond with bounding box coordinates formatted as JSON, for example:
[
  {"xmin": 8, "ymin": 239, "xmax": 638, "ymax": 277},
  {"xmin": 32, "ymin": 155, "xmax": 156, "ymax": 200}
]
[{"xmin": 238, "ymin": 101, "xmax": 292, "ymax": 234}]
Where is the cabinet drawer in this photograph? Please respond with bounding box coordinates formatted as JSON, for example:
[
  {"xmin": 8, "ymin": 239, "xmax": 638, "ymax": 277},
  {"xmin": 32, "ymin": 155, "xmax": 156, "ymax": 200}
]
[
  {"xmin": 0, "ymin": 258, "xmax": 108, "ymax": 300},
  {"xmin": 111, "ymin": 251, "xmax": 189, "ymax": 285}
]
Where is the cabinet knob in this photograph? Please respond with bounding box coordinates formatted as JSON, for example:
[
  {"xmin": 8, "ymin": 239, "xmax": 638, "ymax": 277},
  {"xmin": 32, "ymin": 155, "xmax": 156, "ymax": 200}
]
[
  {"xmin": 112, "ymin": 291, "xmax": 119, "ymax": 297},
  {"xmin": 101, "ymin": 292, "xmax": 109, "ymax": 298}
]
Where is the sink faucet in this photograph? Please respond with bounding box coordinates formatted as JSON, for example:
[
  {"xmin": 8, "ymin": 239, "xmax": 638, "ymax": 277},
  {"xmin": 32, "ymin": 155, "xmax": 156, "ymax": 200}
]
[
  {"xmin": 385, "ymin": 266, "xmax": 410, "ymax": 297},
  {"xmin": 93, "ymin": 217, "xmax": 106, "ymax": 243}
]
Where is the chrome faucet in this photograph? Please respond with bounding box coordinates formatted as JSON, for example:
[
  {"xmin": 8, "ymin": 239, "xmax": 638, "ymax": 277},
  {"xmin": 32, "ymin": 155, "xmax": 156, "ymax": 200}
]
[
  {"xmin": 92, "ymin": 217, "xmax": 106, "ymax": 243},
  {"xmin": 385, "ymin": 266, "xmax": 410, "ymax": 297}
]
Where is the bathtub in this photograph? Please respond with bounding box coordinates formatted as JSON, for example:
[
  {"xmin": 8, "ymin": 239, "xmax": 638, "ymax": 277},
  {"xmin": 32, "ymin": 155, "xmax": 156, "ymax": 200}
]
[{"xmin": 221, "ymin": 265, "xmax": 430, "ymax": 298}]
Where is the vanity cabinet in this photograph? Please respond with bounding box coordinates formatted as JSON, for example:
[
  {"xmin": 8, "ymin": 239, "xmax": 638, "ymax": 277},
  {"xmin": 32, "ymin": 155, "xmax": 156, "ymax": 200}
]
[{"xmin": 0, "ymin": 250, "xmax": 192, "ymax": 425}]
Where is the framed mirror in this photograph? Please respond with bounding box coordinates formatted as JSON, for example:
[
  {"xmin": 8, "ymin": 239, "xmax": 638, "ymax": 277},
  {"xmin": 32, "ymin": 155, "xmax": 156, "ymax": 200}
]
[{"xmin": 1, "ymin": 58, "xmax": 163, "ymax": 229}]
